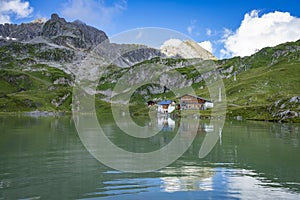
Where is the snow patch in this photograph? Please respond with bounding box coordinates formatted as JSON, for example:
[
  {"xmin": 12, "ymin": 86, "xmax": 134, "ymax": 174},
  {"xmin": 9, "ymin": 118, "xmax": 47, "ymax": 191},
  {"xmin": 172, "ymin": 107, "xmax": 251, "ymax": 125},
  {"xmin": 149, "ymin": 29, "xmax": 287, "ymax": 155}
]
[{"xmin": 0, "ymin": 36, "xmax": 17, "ymax": 41}]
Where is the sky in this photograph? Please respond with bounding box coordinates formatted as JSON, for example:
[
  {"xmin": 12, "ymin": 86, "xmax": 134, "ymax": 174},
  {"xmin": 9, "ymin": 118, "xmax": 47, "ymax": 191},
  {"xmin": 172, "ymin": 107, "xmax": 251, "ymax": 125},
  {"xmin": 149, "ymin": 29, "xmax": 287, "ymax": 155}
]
[{"xmin": 0, "ymin": 0, "xmax": 300, "ymax": 58}]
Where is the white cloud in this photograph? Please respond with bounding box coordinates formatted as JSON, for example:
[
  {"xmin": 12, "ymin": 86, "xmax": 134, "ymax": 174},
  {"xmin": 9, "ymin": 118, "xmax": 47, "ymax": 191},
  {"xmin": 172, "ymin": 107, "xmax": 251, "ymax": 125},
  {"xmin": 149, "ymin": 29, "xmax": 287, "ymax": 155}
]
[
  {"xmin": 206, "ymin": 28, "xmax": 212, "ymax": 36},
  {"xmin": 0, "ymin": 15, "xmax": 10, "ymax": 24},
  {"xmin": 187, "ymin": 20, "xmax": 196, "ymax": 35},
  {"xmin": 198, "ymin": 41, "xmax": 213, "ymax": 53},
  {"xmin": 222, "ymin": 28, "xmax": 233, "ymax": 38},
  {"xmin": 0, "ymin": 0, "xmax": 33, "ymax": 24},
  {"xmin": 61, "ymin": 0, "xmax": 127, "ymax": 29},
  {"xmin": 221, "ymin": 10, "xmax": 300, "ymax": 58}
]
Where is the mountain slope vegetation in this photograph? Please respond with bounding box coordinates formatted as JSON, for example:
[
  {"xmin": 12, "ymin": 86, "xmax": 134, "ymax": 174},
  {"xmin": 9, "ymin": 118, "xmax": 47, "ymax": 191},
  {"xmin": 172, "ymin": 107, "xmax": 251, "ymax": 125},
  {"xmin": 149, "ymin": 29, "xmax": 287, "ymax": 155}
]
[{"xmin": 0, "ymin": 14, "xmax": 299, "ymax": 122}]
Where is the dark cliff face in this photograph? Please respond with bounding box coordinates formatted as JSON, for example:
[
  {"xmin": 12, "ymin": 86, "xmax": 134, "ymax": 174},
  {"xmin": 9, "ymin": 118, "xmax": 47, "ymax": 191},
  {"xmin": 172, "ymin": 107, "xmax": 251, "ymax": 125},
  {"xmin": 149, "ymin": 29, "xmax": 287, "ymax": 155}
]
[
  {"xmin": 0, "ymin": 13, "xmax": 164, "ymax": 67},
  {"xmin": 42, "ymin": 14, "xmax": 109, "ymax": 49},
  {"xmin": 0, "ymin": 22, "xmax": 43, "ymax": 41},
  {"xmin": 0, "ymin": 13, "xmax": 109, "ymax": 49}
]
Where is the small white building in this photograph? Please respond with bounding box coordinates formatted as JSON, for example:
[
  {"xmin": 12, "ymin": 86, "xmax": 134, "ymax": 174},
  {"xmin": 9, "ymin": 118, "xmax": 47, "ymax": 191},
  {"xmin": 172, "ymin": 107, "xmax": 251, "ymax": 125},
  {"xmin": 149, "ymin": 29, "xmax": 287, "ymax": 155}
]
[
  {"xmin": 204, "ymin": 101, "xmax": 214, "ymax": 109},
  {"xmin": 157, "ymin": 100, "xmax": 175, "ymax": 114}
]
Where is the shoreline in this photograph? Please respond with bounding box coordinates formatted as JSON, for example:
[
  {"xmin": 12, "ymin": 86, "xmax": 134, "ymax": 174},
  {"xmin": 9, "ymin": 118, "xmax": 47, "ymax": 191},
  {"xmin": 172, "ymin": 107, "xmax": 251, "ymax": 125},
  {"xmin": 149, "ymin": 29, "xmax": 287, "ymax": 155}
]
[{"xmin": 1, "ymin": 110, "xmax": 298, "ymax": 123}]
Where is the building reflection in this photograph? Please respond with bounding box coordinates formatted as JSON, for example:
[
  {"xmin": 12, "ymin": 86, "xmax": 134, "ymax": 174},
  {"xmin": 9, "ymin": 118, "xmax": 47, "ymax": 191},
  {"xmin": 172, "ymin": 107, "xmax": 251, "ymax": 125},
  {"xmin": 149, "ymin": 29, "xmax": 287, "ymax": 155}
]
[
  {"xmin": 156, "ymin": 115, "xmax": 219, "ymax": 135},
  {"xmin": 159, "ymin": 166, "xmax": 214, "ymax": 192},
  {"xmin": 157, "ymin": 116, "xmax": 176, "ymax": 132}
]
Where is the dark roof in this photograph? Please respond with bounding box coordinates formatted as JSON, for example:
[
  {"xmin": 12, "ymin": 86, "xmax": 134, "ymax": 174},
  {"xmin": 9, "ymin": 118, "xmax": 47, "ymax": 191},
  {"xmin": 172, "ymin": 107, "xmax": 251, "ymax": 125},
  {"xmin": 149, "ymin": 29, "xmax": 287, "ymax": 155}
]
[
  {"xmin": 179, "ymin": 94, "xmax": 212, "ymax": 102},
  {"xmin": 147, "ymin": 100, "xmax": 156, "ymax": 103},
  {"xmin": 158, "ymin": 100, "xmax": 172, "ymax": 105}
]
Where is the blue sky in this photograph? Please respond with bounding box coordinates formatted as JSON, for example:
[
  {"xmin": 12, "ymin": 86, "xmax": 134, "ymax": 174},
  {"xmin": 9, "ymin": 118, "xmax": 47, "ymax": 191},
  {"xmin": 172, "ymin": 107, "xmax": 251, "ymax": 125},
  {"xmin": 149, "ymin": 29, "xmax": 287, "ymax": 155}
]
[{"xmin": 1, "ymin": 0, "xmax": 300, "ymax": 58}]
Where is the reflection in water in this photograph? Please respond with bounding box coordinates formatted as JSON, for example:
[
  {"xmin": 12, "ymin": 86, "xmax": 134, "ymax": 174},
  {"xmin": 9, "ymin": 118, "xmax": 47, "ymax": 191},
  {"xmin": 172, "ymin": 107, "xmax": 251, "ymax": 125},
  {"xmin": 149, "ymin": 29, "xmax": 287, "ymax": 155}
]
[
  {"xmin": 157, "ymin": 117, "xmax": 176, "ymax": 132},
  {"xmin": 160, "ymin": 166, "xmax": 214, "ymax": 192},
  {"xmin": 159, "ymin": 166, "xmax": 300, "ymax": 199},
  {"xmin": 225, "ymin": 168, "xmax": 300, "ymax": 199},
  {"xmin": 0, "ymin": 116, "xmax": 300, "ymax": 199}
]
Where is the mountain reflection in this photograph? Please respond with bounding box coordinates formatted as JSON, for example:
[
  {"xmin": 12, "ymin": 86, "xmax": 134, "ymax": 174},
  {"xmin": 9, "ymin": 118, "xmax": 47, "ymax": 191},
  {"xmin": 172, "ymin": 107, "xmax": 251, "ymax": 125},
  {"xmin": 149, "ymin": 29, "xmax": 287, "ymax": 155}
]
[{"xmin": 1, "ymin": 116, "xmax": 300, "ymax": 199}]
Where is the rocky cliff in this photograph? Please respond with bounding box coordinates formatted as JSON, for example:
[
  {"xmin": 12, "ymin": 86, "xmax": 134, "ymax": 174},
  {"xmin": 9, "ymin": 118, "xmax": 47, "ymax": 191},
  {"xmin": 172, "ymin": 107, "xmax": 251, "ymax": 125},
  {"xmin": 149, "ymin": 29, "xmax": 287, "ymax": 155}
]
[
  {"xmin": 0, "ymin": 13, "xmax": 108, "ymax": 50},
  {"xmin": 41, "ymin": 14, "xmax": 108, "ymax": 49},
  {"xmin": 0, "ymin": 13, "xmax": 165, "ymax": 68}
]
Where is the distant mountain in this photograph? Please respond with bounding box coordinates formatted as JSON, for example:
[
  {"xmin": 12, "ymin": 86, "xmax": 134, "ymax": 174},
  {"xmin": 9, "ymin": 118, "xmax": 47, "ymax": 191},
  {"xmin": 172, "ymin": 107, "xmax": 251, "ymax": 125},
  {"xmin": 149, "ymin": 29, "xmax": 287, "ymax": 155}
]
[
  {"xmin": 0, "ymin": 14, "xmax": 216, "ymax": 67},
  {"xmin": 160, "ymin": 39, "xmax": 216, "ymax": 60}
]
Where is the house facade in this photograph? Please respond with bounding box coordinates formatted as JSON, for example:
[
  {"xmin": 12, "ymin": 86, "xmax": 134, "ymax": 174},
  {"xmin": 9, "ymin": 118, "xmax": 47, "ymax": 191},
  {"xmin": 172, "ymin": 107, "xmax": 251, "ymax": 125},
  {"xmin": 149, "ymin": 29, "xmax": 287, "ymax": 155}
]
[
  {"xmin": 179, "ymin": 94, "xmax": 213, "ymax": 110},
  {"xmin": 157, "ymin": 100, "xmax": 175, "ymax": 114}
]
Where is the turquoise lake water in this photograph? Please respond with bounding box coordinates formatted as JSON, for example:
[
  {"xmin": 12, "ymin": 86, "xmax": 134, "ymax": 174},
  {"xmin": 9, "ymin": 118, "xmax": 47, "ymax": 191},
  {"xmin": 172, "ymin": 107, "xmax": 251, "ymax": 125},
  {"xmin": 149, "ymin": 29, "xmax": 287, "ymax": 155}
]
[{"xmin": 0, "ymin": 115, "xmax": 300, "ymax": 199}]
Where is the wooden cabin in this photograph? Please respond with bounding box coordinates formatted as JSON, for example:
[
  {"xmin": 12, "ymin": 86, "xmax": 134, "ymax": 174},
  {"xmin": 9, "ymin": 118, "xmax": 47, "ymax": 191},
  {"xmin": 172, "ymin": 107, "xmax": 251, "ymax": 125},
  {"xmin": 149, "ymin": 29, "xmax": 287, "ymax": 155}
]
[{"xmin": 179, "ymin": 94, "xmax": 213, "ymax": 110}]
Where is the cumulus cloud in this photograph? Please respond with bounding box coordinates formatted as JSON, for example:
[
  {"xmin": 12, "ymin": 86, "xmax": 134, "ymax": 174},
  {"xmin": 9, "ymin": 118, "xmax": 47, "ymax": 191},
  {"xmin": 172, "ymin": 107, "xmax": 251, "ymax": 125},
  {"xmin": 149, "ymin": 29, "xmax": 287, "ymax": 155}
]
[
  {"xmin": 0, "ymin": 0, "xmax": 33, "ymax": 24},
  {"xmin": 198, "ymin": 41, "xmax": 213, "ymax": 53},
  {"xmin": 221, "ymin": 10, "xmax": 300, "ymax": 58},
  {"xmin": 61, "ymin": 0, "xmax": 127, "ymax": 29}
]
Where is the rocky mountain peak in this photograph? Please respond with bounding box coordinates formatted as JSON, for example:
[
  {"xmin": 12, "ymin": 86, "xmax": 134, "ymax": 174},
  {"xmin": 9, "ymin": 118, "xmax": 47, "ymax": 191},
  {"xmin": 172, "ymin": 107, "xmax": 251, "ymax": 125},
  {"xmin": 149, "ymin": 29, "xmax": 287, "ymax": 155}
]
[
  {"xmin": 0, "ymin": 13, "xmax": 109, "ymax": 50},
  {"xmin": 160, "ymin": 39, "xmax": 217, "ymax": 60},
  {"xmin": 51, "ymin": 13, "xmax": 64, "ymax": 21},
  {"xmin": 41, "ymin": 13, "xmax": 108, "ymax": 49}
]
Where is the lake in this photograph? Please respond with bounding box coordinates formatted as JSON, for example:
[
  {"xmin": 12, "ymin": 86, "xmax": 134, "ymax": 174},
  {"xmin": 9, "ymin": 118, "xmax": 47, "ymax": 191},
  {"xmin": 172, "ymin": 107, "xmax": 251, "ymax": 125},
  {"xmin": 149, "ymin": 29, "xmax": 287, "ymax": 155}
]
[{"xmin": 0, "ymin": 115, "xmax": 300, "ymax": 199}]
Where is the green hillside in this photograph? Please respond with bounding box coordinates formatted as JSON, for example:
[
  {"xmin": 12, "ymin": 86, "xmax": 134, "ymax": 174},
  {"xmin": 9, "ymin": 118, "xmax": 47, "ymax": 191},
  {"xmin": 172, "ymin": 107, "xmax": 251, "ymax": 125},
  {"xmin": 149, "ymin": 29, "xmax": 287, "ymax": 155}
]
[
  {"xmin": 109, "ymin": 40, "xmax": 300, "ymax": 122},
  {"xmin": 192, "ymin": 41, "xmax": 300, "ymax": 122},
  {"xmin": 0, "ymin": 65, "xmax": 72, "ymax": 112},
  {"xmin": 0, "ymin": 40, "xmax": 299, "ymax": 122}
]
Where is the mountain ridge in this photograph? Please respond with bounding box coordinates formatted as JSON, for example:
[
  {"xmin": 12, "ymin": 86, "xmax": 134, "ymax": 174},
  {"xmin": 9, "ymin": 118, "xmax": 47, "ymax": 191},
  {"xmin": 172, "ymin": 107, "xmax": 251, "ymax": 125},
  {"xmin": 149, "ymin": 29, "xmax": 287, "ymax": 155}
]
[
  {"xmin": 0, "ymin": 13, "xmax": 109, "ymax": 50},
  {"xmin": 0, "ymin": 13, "xmax": 166, "ymax": 68},
  {"xmin": 0, "ymin": 13, "xmax": 217, "ymax": 63},
  {"xmin": 0, "ymin": 14, "xmax": 299, "ymax": 122}
]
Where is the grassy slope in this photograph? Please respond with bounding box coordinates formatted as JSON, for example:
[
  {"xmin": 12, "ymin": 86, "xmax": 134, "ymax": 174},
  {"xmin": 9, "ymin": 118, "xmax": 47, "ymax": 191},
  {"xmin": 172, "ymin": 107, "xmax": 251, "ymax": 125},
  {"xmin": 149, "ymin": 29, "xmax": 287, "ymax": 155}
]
[
  {"xmin": 0, "ymin": 40, "xmax": 299, "ymax": 122},
  {"xmin": 124, "ymin": 41, "xmax": 300, "ymax": 122},
  {"xmin": 196, "ymin": 41, "xmax": 300, "ymax": 122},
  {"xmin": 224, "ymin": 62, "xmax": 299, "ymax": 119},
  {"xmin": 0, "ymin": 41, "xmax": 74, "ymax": 113},
  {"xmin": 0, "ymin": 67, "xmax": 72, "ymax": 112}
]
